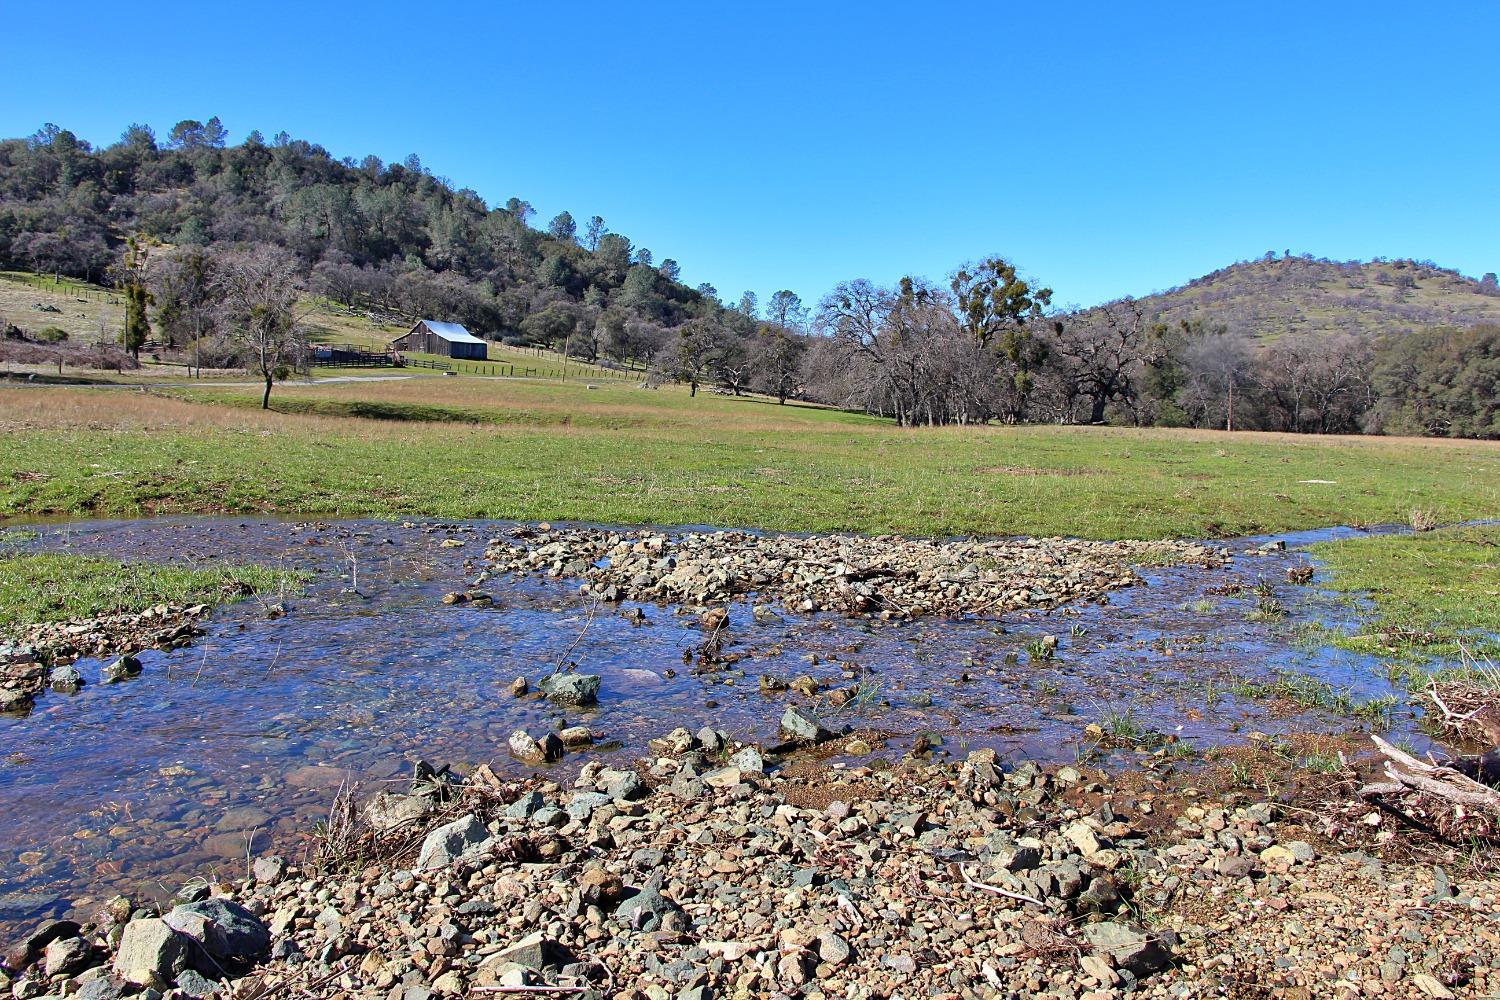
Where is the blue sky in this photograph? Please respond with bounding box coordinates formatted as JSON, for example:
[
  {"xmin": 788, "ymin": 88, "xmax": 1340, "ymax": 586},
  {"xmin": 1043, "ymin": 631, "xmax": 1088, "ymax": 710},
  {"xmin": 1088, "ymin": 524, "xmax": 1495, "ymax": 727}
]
[{"xmin": 5, "ymin": 1, "xmax": 1497, "ymax": 308}]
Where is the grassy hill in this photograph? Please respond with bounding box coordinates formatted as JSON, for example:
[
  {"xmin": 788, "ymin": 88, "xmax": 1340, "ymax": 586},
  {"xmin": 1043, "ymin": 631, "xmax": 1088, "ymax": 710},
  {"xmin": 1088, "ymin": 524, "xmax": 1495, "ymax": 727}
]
[{"xmin": 1120, "ymin": 256, "xmax": 1500, "ymax": 339}]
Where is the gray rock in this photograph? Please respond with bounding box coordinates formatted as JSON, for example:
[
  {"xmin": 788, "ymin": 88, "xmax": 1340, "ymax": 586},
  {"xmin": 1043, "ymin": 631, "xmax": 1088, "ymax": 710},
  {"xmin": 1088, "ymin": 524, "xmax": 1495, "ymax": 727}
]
[
  {"xmin": 531, "ymin": 806, "xmax": 567, "ymax": 828},
  {"xmin": 558, "ymin": 725, "xmax": 593, "ymax": 748},
  {"xmin": 417, "ymin": 814, "xmax": 491, "ymax": 869},
  {"xmin": 1215, "ymin": 854, "xmax": 1254, "ymax": 879},
  {"xmin": 603, "ymin": 771, "xmax": 644, "ymax": 801},
  {"xmin": 75, "ymin": 979, "xmax": 125, "ymax": 1000},
  {"xmin": 113, "ymin": 918, "xmax": 189, "ymax": 988},
  {"xmin": 4, "ymin": 918, "xmax": 80, "ymax": 970},
  {"xmin": 1081, "ymin": 921, "xmax": 1172, "ymax": 976},
  {"xmin": 728, "ymin": 747, "xmax": 764, "ymax": 773},
  {"xmin": 697, "ymin": 727, "xmax": 725, "ymax": 754},
  {"xmin": 164, "ymin": 898, "xmax": 270, "ymax": 966},
  {"xmin": 251, "ymin": 856, "xmax": 285, "ymax": 885},
  {"xmin": 508, "ymin": 730, "xmax": 564, "ymax": 764},
  {"xmin": 174, "ymin": 968, "xmax": 219, "ymax": 998},
  {"xmin": 566, "ymin": 791, "xmax": 612, "ymax": 821},
  {"xmin": 493, "ymin": 931, "xmax": 549, "ymax": 970},
  {"xmin": 1077, "ymin": 876, "xmax": 1122, "ymax": 915},
  {"xmin": 615, "ymin": 875, "xmax": 683, "ymax": 932},
  {"xmin": 364, "ymin": 791, "xmax": 430, "ymax": 834},
  {"xmin": 538, "ymin": 673, "xmax": 601, "ymax": 706},
  {"xmin": 49, "ymin": 665, "xmax": 83, "ymax": 693},
  {"xmin": 817, "ymin": 930, "xmax": 851, "ymax": 965},
  {"xmin": 780, "ymin": 706, "xmax": 835, "ymax": 743},
  {"xmin": 1430, "ymin": 865, "xmax": 1454, "ymax": 902},
  {"xmin": 504, "ymin": 791, "xmax": 545, "ymax": 819},
  {"xmin": 43, "ymin": 935, "xmax": 95, "ymax": 978},
  {"xmin": 101, "ymin": 655, "xmax": 143, "ymax": 684}
]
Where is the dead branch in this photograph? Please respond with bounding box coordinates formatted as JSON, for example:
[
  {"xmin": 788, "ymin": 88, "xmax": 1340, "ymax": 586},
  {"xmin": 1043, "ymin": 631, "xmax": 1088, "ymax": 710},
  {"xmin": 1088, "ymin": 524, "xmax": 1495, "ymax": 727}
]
[
  {"xmin": 1362, "ymin": 735, "xmax": 1500, "ymax": 813},
  {"xmin": 960, "ymin": 865, "xmax": 1044, "ymax": 906}
]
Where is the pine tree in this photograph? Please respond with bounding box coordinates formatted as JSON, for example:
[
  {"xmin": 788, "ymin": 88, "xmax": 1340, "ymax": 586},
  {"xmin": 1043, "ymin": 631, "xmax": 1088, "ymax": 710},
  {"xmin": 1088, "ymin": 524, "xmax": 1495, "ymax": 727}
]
[{"xmin": 117, "ymin": 235, "xmax": 154, "ymax": 358}]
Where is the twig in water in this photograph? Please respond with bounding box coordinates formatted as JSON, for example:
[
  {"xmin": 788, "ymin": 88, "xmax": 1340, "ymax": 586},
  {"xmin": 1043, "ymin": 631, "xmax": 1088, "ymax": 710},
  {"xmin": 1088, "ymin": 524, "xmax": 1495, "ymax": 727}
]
[
  {"xmin": 337, "ymin": 536, "xmax": 363, "ymax": 596},
  {"xmin": 551, "ymin": 599, "xmax": 601, "ymax": 676},
  {"xmin": 265, "ymin": 640, "xmax": 284, "ymax": 677},
  {"xmin": 191, "ymin": 644, "xmax": 211, "ymax": 687}
]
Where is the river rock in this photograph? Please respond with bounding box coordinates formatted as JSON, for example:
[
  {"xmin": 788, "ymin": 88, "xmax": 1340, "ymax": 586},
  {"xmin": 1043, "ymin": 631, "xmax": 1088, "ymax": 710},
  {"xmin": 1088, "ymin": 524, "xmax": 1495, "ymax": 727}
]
[
  {"xmin": 780, "ymin": 706, "xmax": 835, "ymax": 743},
  {"xmin": 509, "ymin": 730, "xmax": 564, "ymax": 764},
  {"xmin": 417, "ymin": 814, "xmax": 492, "ymax": 869},
  {"xmin": 615, "ymin": 875, "xmax": 682, "ymax": 932},
  {"xmin": 558, "ymin": 725, "xmax": 593, "ymax": 748},
  {"xmin": 48, "ymin": 664, "xmax": 83, "ymax": 693},
  {"xmin": 1064, "ymin": 821, "xmax": 1103, "ymax": 858},
  {"xmin": 165, "ymin": 898, "xmax": 270, "ymax": 967},
  {"xmin": 817, "ymin": 930, "xmax": 852, "ymax": 966},
  {"xmin": 0, "ymin": 688, "xmax": 35, "ymax": 713},
  {"xmin": 1081, "ymin": 920, "xmax": 1172, "ymax": 976},
  {"xmin": 538, "ymin": 672, "xmax": 600, "ymax": 705},
  {"xmin": 602, "ymin": 770, "xmax": 644, "ymax": 801},
  {"xmin": 113, "ymin": 918, "xmax": 189, "ymax": 988},
  {"xmin": 492, "ymin": 931, "xmax": 550, "ymax": 970},
  {"xmin": 4, "ymin": 918, "xmax": 81, "ymax": 971},
  {"xmin": 43, "ymin": 935, "xmax": 96, "ymax": 978},
  {"xmin": 174, "ymin": 968, "xmax": 219, "ymax": 998},
  {"xmin": 101, "ymin": 655, "xmax": 143, "ymax": 684},
  {"xmin": 505, "ymin": 791, "xmax": 545, "ymax": 819},
  {"xmin": 728, "ymin": 747, "xmax": 764, "ymax": 773},
  {"xmin": 566, "ymin": 791, "xmax": 612, "ymax": 821},
  {"xmin": 252, "ymin": 856, "xmax": 285, "ymax": 885},
  {"xmin": 75, "ymin": 978, "xmax": 125, "ymax": 1000}
]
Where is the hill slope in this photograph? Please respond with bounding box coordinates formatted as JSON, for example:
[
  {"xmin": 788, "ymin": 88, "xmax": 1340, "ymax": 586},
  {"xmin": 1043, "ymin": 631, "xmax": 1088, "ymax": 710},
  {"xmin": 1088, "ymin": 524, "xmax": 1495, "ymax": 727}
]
[
  {"xmin": 0, "ymin": 121, "xmax": 712, "ymax": 342},
  {"xmin": 1123, "ymin": 256, "xmax": 1500, "ymax": 339}
]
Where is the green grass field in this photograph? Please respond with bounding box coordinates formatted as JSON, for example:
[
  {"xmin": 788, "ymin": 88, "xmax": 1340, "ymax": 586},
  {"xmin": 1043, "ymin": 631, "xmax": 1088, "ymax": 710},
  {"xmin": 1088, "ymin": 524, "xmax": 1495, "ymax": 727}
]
[
  {"xmin": 1308, "ymin": 524, "xmax": 1500, "ymax": 659},
  {"xmin": 0, "ymin": 550, "xmax": 301, "ymax": 630},
  {"xmin": 2, "ymin": 374, "xmax": 1496, "ymax": 654},
  {"xmin": 3, "ymin": 377, "xmax": 1496, "ymax": 536}
]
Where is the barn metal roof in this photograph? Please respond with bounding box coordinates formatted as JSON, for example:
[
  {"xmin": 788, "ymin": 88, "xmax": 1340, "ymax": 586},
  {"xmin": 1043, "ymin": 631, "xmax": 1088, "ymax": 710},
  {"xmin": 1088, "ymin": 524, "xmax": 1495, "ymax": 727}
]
[{"xmin": 418, "ymin": 320, "xmax": 485, "ymax": 344}]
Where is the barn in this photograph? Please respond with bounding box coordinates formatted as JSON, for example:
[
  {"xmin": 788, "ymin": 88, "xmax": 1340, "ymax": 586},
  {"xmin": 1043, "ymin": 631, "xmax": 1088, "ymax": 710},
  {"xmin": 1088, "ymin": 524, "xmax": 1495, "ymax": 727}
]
[{"xmin": 391, "ymin": 320, "xmax": 488, "ymax": 360}]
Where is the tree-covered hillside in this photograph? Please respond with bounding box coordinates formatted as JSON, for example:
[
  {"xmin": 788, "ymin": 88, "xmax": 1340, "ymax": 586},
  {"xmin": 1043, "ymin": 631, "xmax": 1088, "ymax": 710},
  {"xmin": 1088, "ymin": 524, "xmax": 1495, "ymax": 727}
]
[
  {"xmin": 1126, "ymin": 254, "xmax": 1500, "ymax": 341},
  {"xmin": 0, "ymin": 119, "xmax": 711, "ymax": 338}
]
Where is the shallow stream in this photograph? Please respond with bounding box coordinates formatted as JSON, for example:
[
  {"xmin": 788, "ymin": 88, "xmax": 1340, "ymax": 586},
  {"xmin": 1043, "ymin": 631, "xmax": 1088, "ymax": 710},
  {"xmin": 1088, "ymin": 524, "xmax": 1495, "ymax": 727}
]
[{"xmin": 0, "ymin": 517, "xmax": 1421, "ymax": 933}]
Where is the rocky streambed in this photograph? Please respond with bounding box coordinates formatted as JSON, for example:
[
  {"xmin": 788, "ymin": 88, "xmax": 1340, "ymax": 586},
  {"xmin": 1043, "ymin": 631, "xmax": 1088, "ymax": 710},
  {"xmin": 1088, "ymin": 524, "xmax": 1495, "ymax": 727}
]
[
  {"xmin": 0, "ymin": 516, "xmax": 1457, "ymax": 991},
  {"xmin": 481, "ymin": 525, "xmax": 1226, "ymax": 619},
  {"xmin": 1, "ymin": 736, "xmax": 1493, "ymax": 1000}
]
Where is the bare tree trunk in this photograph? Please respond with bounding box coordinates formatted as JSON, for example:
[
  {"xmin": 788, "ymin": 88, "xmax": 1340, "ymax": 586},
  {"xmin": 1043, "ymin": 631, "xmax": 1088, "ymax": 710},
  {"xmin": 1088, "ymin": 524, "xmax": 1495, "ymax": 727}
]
[{"xmin": 262, "ymin": 374, "xmax": 273, "ymax": 410}]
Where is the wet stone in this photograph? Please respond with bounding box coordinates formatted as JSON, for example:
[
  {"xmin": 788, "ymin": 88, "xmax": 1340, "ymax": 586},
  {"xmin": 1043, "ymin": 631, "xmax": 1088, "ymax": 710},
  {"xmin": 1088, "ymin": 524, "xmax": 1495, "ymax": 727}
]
[{"xmin": 538, "ymin": 672, "xmax": 601, "ymax": 706}]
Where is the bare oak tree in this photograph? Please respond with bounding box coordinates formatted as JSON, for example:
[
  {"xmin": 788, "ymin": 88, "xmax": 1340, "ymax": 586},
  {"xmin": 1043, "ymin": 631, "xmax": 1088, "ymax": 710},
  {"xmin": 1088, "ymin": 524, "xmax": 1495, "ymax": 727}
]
[{"xmin": 216, "ymin": 245, "xmax": 308, "ymax": 408}]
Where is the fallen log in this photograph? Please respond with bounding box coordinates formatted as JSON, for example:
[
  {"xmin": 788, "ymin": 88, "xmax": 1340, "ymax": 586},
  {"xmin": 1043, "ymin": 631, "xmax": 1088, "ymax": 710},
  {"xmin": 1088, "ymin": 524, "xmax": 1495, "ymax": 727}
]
[{"xmin": 1360, "ymin": 734, "xmax": 1500, "ymax": 814}]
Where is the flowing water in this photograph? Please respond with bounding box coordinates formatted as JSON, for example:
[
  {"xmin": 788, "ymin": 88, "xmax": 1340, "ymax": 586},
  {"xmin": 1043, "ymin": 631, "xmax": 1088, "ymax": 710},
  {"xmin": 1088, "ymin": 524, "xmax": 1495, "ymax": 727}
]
[{"xmin": 0, "ymin": 517, "xmax": 1423, "ymax": 934}]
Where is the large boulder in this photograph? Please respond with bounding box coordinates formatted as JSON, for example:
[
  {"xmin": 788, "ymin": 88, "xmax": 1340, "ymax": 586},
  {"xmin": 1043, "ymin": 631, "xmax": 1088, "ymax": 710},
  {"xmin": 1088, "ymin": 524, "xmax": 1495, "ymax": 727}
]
[
  {"xmin": 417, "ymin": 814, "xmax": 491, "ymax": 869},
  {"xmin": 538, "ymin": 673, "xmax": 601, "ymax": 706},
  {"xmin": 113, "ymin": 918, "xmax": 189, "ymax": 988}
]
